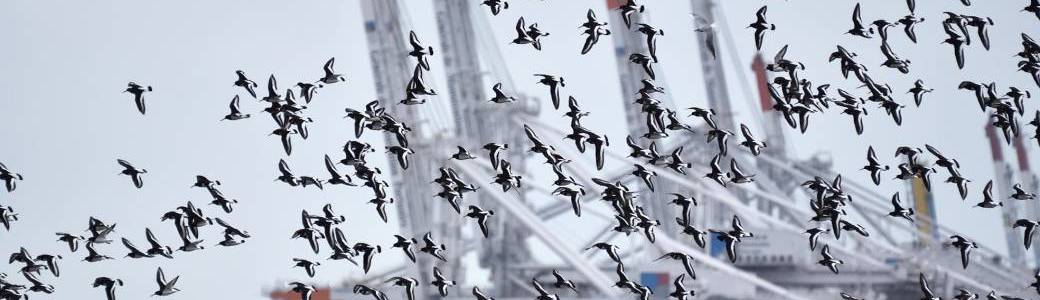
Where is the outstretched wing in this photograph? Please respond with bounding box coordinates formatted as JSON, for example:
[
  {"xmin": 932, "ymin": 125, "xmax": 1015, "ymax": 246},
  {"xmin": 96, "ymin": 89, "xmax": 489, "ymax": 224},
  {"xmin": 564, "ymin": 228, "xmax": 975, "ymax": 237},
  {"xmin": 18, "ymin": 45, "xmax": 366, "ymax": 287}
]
[
  {"xmin": 755, "ymin": 6, "xmax": 769, "ymax": 24},
  {"xmin": 156, "ymin": 267, "xmax": 167, "ymax": 286},
  {"xmin": 278, "ymin": 159, "xmax": 292, "ymax": 175},
  {"xmin": 323, "ymin": 57, "xmax": 336, "ymax": 74},
  {"xmin": 324, "ymin": 155, "xmax": 340, "ymax": 176}
]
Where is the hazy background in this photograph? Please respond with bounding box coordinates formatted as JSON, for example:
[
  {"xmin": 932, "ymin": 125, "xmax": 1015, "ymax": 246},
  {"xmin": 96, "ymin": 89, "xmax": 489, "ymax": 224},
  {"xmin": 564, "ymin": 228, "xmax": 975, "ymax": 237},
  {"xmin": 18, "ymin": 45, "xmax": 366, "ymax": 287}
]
[{"xmin": 1, "ymin": 1, "xmax": 1038, "ymax": 299}]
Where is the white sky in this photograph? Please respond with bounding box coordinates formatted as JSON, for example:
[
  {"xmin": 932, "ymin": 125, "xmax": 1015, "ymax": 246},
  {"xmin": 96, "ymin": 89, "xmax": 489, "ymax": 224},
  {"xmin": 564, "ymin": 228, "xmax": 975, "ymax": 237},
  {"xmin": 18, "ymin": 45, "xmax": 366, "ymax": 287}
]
[{"xmin": 0, "ymin": 1, "xmax": 1038, "ymax": 299}]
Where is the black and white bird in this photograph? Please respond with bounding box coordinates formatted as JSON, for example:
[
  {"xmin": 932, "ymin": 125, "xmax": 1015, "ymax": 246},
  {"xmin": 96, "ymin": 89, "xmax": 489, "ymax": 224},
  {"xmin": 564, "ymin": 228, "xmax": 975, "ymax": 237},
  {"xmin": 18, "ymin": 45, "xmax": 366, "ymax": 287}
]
[
  {"xmin": 233, "ymin": 70, "xmax": 258, "ymax": 98},
  {"xmin": 430, "ymin": 267, "xmax": 456, "ymax": 297},
  {"xmin": 636, "ymin": 23, "xmax": 664, "ymax": 63},
  {"xmin": 55, "ymin": 232, "xmax": 85, "ymax": 253},
  {"xmin": 289, "ymin": 282, "xmax": 316, "ymax": 300},
  {"xmin": 465, "ymin": 205, "xmax": 495, "ymax": 238},
  {"xmin": 887, "ymin": 193, "xmax": 915, "ymax": 223},
  {"xmin": 862, "ymin": 146, "xmax": 889, "ymax": 186},
  {"xmin": 1015, "ymin": 219, "xmax": 1040, "ymax": 249},
  {"xmin": 817, "ymin": 245, "xmax": 844, "ymax": 274},
  {"xmin": 669, "ymin": 273, "xmax": 696, "ymax": 300},
  {"xmin": 738, "ymin": 124, "xmax": 766, "ymax": 156},
  {"xmin": 152, "ymin": 267, "xmax": 181, "ymax": 296},
  {"xmin": 531, "ymin": 278, "xmax": 560, "ymax": 300},
  {"xmin": 144, "ymin": 228, "xmax": 174, "ymax": 259},
  {"xmin": 420, "ymin": 232, "xmax": 448, "ymax": 262},
  {"xmin": 292, "ymin": 258, "xmax": 320, "ymax": 278},
  {"xmin": 908, "ymin": 80, "xmax": 933, "ymax": 107},
  {"xmin": 898, "ymin": 14, "xmax": 925, "ymax": 43},
  {"xmin": 124, "ymin": 82, "xmax": 152, "ymax": 115},
  {"xmin": 480, "ymin": 0, "xmax": 509, "ymax": 16},
  {"xmin": 550, "ymin": 269, "xmax": 578, "ymax": 294},
  {"xmin": 950, "ymin": 235, "xmax": 978, "ymax": 269},
  {"xmin": 617, "ymin": 0, "xmax": 645, "ymax": 29},
  {"xmin": 386, "ymin": 277, "xmax": 419, "ymax": 300},
  {"xmin": 919, "ymin": 273, "xmax": 941, "ymax": 300},
  {"xmin": 488, "ymin": 83, "xmax": 517, "ymax": 104},
  {"xmin": 1012, "ymin": 183, "xmax": 1036, "ymax": 200},
  {"xmin": 846, "ymin": 3, "xmax": 874, "ymax": 39},
  {"xmin": 585, "ymin": 242, "xmax": 623, "ymax": 265},
  {"xmin": 92, "ymin": 277, "xmax": 123, "ymax": 300},
  {"xmin": 116, "ymin": 159, "xmax": 146, "ymax": 189},
  {"xmin": 222, "ymin": 95, "xmax": 250, "ymax": 121},
  {"xmin": 976, "ymin": 180, "xmax": 1003, "ymax": 208},
  {"xmin": 579, "ymin": 9, "xmax": 611, "ymax": 55},
  {"xmin": 0, "ymin": 162, "xmax": 23, "ymax": 193},
  {"xmin": 535, "ymin": 74, "xmax": 565, "ymax": 110},
  {"xmin": 352, "ymin": 242, "xmax": 381, "ymax": 274},
  {"xmin": 655, "ymin": 252, "xmax": 697, "ymax": 280},
  {"xmin": 472, "ymin": 286, "xmax": 495, "ymax": 300},
  {"xmin": 353, "ymin": 284, "xmax": 388, "ymax": 300},
  {"xmin": 318, "ymin": 57, "xmax": 346, "ymax": 85},
  {"xmin": 804, "ymin": 227, "xmax": 828, "ymax": 251},
  {"xmin": 747, "ymin": 6, "xmax": 776, "ymax": 51}
]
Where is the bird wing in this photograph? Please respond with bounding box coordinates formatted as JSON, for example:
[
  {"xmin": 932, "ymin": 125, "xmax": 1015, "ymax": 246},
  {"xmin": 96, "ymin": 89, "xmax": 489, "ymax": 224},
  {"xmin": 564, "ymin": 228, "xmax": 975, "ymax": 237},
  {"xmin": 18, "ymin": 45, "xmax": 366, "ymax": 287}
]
[
  {"xmin": 821, "ymin": 245, "xmax": 832, "ymax": 259},
  {"xmin": 323, "ymin": 57, "xmax": 336, "ymax": 74},
  {"xmin": 267, "ymin": 75, "xmax": 279, "ymax": 95},
  {"xmin": 214, "ymin": 217, "xmax": 232, "ymax": 230},
  {"xmin": 324, "ymin": 155, "xmax": 340, "ymax": 176},
  {"xmin": 851, "ymin": 3, "xmax": 863, "ymax": 27},
  {"xmin": 408, "ymin": 31, "xmax": 423, "ymax": 50},
  {"xmin": 300, "ymin": 210, "xmax": 313, "ymax": 229},
  {"xmin": 515, "ymin": 17, "xmax": 527, "ymax": 36},
  {"xmin": 919, "ymin": 273, "xmax": 934, "ymax": 296},
  {"xmin": 730, "ymin": 159, "xmax": 745, "ymax": 177},
  {"xmin": 880, "ymin": 42, "xmax": 897, "ymax": 59},
  {"xmin": 117, "ymin": 159, "xmax": 133, "ymax": 169},
  {"xmin": 146, "ymin": 228, "xmax": 161, "ymax": 248},
  {"xmin": 891, "ymin": 193, "xmax": 903, "ymax": 210},
  {"xmin": 773, "ymin": 44, "xmax": 788, "ymax": 63},
  {"xmin": 866, "ymin": 146, "xmax": 879, "ymax": 164},
  {"xmin": 229, "ymin": 95, "xmax": 242, "ymax": 114},
  {"xmin": 740, "ymin": 124, "xmax": 753, "ymax": 140},
  {"xmin": 156, "ymin": 267, "xmax": 167, "ymax": 286},
  {"xmin": 323, "ymin": 203, "xmax": 336, "ymax": 219},
  {"xmin": 524, "ymin": 125, "xmax": 544, "ymax": 145},
  {"xmin": 122, "ymin": 238, "xmax": 141, "ymax": 253},
  {"xmin": 755, "ymin": 6, "xmax": 768, "ymax": 23},
  {"xmin": 278, "ymin": 159, "xmax": 293, "ymax": 175},
  {"xmin": 132, "ymin": 173, "xmax": 144, "ymax": 188}
]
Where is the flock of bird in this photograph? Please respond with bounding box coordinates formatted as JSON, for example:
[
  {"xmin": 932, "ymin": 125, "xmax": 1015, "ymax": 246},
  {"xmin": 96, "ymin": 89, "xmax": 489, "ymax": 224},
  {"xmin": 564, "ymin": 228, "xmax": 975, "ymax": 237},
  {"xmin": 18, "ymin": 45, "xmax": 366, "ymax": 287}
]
[{"xmin": 4, "ymin": 0, "xmax": 1040, "ymax": 299}]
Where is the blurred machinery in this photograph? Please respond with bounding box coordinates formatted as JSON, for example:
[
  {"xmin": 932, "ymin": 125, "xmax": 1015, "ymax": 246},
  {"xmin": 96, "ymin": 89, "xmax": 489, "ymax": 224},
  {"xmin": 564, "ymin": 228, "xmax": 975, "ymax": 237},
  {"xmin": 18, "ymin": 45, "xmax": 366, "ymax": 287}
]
[{"xmin": 267, "ymin": 1, "xmax": 1038, "ymax": 299}]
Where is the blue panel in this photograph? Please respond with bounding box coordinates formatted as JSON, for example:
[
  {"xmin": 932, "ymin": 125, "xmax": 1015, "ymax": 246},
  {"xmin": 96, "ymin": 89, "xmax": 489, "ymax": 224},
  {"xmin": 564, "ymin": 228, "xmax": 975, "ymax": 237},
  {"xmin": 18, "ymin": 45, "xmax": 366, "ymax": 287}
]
[
  {"xmin": 640, "ymin": 272, "xmax": 669, "ymax": 292},
  {"xmin": 709, "ymin": 232, "xmax": 725, "ymax": 258}
]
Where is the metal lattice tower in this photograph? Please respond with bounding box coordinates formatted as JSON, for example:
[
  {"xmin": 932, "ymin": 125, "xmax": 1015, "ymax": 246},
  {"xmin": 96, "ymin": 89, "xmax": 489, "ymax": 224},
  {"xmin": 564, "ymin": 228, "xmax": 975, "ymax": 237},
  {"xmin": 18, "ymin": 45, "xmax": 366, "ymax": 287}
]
[
  {"xmin": 343, "ymin": 1, "xmax": 1040, "ymax": 299},
  {"xmin": 986, "ymin": 124, "xmax": 1025, "ymax": 266},
  {"xmin": 432, "ymin": 0, "xmax": 536, "ymax": 296},
  {"xmin": 605, "ymin": 0, "xmax": 685, "ymax": 237},
  {"xmin": 689, "ymin": 0, "xmax": 735, "ymax": 133},
  {"xmin": 1014, "ymin": 134, "xmax": 1040, "ymax": 266},
  {"xmin": 360, "ymin": 1, "xmax": 462, "ymax": 298}
]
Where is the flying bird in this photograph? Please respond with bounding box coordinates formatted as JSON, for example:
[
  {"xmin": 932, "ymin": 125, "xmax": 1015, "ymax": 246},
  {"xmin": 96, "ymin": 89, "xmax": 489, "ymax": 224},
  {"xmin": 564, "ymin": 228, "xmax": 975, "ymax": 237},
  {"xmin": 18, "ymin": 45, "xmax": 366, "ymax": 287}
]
[
  {"xmin": 124, "ymin": 82, "xmax": 152, "ymax": 115},
  {"xmin": 747, "ymin": 6, "xmax": 776, "ymax": 51}
]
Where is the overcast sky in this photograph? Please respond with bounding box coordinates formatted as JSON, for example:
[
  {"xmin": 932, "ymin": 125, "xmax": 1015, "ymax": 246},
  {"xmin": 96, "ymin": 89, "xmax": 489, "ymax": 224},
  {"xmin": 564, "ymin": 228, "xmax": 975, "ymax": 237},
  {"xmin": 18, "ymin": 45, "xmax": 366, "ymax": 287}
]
[{"xmin": 1, "ymin": 1, "xmax": 1038, "ymax": 299}]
